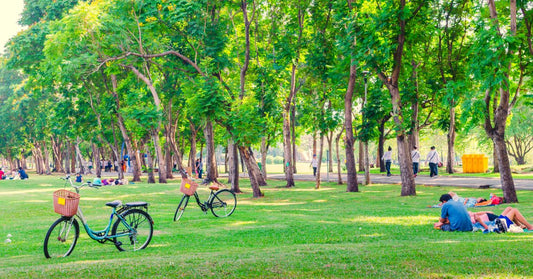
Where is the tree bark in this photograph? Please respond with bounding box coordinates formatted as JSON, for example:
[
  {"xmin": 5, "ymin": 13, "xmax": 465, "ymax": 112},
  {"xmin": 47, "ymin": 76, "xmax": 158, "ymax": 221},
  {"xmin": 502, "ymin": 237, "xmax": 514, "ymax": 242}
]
[
  {"xmin": 204, "ymin": 118, "xmax": 218, "ymax": 183},
  {"xmin": 144, "ymin": 145, "xmax": 156, "ymax": 184},
  {"xmin": 238, "ymin": 146, "xmax": 264, "ymax": 198},
  {"xmin": 446, "ymin": 104, "xmax": 456, "ymax": 174},
  {"xmin": 345, "ymin": 62, "xmax": 359, "ymax": 192},
  {"xmin": 228, "ymin": 138, "xmax": 242, "ymax": 193},
  {"xmin": 283, "ymin": 110, "xmax": 295, "ymax": 187},
  {"xmin": 335, "ymin": 128, "xmax": 344, "ymax": 185}
]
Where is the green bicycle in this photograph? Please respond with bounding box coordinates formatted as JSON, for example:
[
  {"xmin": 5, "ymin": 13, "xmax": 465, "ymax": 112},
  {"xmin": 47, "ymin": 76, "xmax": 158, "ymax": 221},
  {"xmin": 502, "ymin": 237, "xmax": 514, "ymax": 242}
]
[
  {"xmin": 43, "ymin": 176, "xmax": 154, "ymax": 258},
  {"xmin": 174, "ymin": 173, "xmax": 237, "ymax": 222}
]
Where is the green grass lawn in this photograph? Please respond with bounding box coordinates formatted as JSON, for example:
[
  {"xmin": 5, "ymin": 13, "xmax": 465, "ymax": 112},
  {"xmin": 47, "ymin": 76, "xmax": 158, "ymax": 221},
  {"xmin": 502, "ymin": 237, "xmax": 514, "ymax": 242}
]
[{"xmin": 2, "ymin": 175, "xmax": 533, "ymax": 278}]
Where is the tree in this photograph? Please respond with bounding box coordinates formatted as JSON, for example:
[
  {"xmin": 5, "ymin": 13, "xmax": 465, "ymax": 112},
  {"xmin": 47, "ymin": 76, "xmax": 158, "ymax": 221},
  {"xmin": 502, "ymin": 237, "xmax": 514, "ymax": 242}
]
[{"xmin": 505, "ymin": 104, "xmax": 533, "ymax": 165}]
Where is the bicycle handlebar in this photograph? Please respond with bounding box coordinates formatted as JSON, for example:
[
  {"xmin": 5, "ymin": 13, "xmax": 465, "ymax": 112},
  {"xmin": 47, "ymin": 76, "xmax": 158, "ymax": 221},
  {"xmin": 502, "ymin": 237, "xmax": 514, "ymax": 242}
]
[{"xmin": 61, "ymin": 176, "xmax": 101, "ymax": 191}]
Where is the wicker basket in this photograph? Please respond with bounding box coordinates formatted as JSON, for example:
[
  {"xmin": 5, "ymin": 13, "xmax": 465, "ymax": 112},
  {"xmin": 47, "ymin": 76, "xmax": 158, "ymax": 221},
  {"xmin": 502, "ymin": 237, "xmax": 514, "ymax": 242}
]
[
  {"xmin": 53, "ymin": 189, "xmax": 80, "ymax": 217},
  {"xmin": 180, "ymin": 178, "xmax": 198, "ymax": 196}
]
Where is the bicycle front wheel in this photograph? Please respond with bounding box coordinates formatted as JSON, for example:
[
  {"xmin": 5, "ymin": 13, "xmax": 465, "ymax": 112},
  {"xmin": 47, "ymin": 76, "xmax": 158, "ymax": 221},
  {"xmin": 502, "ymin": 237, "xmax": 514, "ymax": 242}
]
[
  {"xmin": 174, "ymin": 195, "xmax": 190, "ymax": 222},
  {"xmin": 210, "ymin": 189, "xmax": 236, "ymax": 218},
  {"xmin": 44, "ymin": 217, "xmax": 79, "ymax": 258},
  {"xmin": 112, "ymin": 209, "xmax": 153, "ymax": 252}
]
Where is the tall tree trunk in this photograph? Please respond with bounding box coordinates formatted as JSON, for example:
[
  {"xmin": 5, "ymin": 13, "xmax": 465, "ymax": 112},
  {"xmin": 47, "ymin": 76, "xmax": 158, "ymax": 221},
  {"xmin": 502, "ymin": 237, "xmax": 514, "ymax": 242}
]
[
  {"xmin": 492, "ymin": 143, "xmax": 500, "ymax": 173},
  {"xmin": 358, "ymin": 141, "xmax": 364, "ymax": 172},
  {"xmin": 446, "ymin": 104, "xmax": 456, "ymax": 174},
  {"xmin": 151, "ymin": 129, "xmax": 167, "ymax": 183},
  {"xmin": 70, "ymin": 143, "xmax": 76, "ymax": 174},
  {"xmin": 75, "ymin": 138, "xmax": 88, "ymax": 175},
  {"xmin": 238, "ymin": 146, "xmax": 264, "ymax": 198},
  {"xmin": 388, "ymin": 85, "xmax": 416, "ymax": 196},
  {"xmin": 283, "ymin": 110, "xmax": 295, "ymax": 187},
  {"xmin": 377, "ymin": 0, "xmax": 415, "ymax": 196},
  {"xmin": 51, "ymin": 136, "xmax": 64, "ymax": 173},
  {"xmin": 188, "ymin": 121, "xmax": 198, "ymax": 176},
  {"xmin": 335, "ymin": 128, "xmax": 344, "ymax": 185},
  {"xmin": 327, "ymin": 131, "xmax": 334, "ymax": 173},
  {"xmin": 260, "ymin": 137, "xmax": 268, "ymax": 178},
  {"xmin": 204, "ymin": 118, "xmax": 218, "ymax": 183},
  {"xmin": 291, "ymin": 104, "xmax": 297, "ymax": 174},
  {"xmin": 64, "ymin": 143, "xmax": 71, "ymax": 175},
  {"xmin": 42, "ymin": 141, "xmax": 51, "ymax": 175},
  {"xmin": 345, "ymin": 62, "xmax": 359, "ymax": 192},
  {"xmin": 228, "ymin": 138, "xmax": 241, "ymax": 193}
]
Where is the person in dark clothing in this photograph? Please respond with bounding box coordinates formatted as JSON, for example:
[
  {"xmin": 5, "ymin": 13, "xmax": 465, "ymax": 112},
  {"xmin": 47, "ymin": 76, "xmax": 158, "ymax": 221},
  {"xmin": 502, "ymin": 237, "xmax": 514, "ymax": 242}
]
[{"xmin": 18, "ymin": 167, "xmax": 29, "ymax": 180}]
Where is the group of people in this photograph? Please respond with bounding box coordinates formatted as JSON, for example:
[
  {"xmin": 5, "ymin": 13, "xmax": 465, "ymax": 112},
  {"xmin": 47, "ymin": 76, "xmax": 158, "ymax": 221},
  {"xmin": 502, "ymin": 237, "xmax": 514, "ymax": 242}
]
[
  {"xmin": 90, "ymin": 175, "xmax": 128, "ymax": 186},
  {"xmin": 435, "ymin": 193, "xmax": 533, "ymax": 233},
  {"xmin": 381, "ymin": 145, "xmax": 441, "ymax": 178},
  {"xmin": 0, "ymin": 167, "xmax": 29, "ymax": 180}
]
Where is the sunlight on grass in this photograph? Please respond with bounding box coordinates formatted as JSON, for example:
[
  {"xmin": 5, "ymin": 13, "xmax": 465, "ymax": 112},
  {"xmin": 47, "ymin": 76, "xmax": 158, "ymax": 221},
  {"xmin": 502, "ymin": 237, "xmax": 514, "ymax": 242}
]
[
  {"xmin": 313, "ymin": 199, "xmax": 327, "ymax": 203},
  {"xmin": 349, "ymin": 215, "xmax": 433, "ymax": 226},
  {"xmin": 228, "ymin": 221, "xmax": 257, "ymax": 227},
  {"xmin": 0, "ymin": 188, "xmax": 53, "ymax": 196},
  {"xmin": 238, "ymin": 200, "xmax": 306, "ymax": 206}
]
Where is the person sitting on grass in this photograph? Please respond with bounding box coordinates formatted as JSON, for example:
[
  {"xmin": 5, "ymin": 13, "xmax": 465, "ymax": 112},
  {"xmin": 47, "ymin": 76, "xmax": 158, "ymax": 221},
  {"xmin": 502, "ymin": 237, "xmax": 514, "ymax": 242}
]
[
  {"xmin": 434, "ymin": 193, "xmax": 473, "ymax": 232},
  {"xmin": 18, "ymin": 167, "xmax": 29, "ymax": 180},
  {"xmin": 75, "ymin": 173, "xmax": 82, "ymax": 183},
  {"xmin": 92, "ymin": 175, "xmax": 102, "ymax": 186}
]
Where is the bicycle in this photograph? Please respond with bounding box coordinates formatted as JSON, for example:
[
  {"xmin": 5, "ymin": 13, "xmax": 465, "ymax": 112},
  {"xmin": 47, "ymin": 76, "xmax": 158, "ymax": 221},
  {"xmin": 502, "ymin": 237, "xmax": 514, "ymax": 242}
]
[
  {"xmin": 43, "ymin": 176, "xmax": 154, "ymax": 258},
  {"xmin": 174, "ymin": 173, "xmax": 237, "ymax": 222}
]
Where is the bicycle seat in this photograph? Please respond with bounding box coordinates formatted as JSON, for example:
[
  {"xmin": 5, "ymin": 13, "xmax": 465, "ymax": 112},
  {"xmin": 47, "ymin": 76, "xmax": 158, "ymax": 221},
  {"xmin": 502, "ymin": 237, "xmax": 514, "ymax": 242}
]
[
  {"xmin": 125, "ymin": 202, "xmax": 148, "ymax": 207},
  {"xmin": 209, "ymin": 185, "xmax": 220, "ymax": 191},
  {"xmin": 106, "ymin": 200, "xmax": 123, "ymax": 208}
]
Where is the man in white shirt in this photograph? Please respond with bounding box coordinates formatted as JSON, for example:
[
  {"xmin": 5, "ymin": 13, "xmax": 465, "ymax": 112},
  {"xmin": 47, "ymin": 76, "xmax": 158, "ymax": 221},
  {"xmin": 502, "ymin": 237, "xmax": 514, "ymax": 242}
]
[
  {"xmin": 382, "ymin": 146, "xmax": 393, "ymax": 177},
  {"xmin": 411, "ymin": 146, "xmax": 420, "ymax": 177},
  {"xmin": 426, "ymin": 146, "xmax": 440, "ymax": 178}
]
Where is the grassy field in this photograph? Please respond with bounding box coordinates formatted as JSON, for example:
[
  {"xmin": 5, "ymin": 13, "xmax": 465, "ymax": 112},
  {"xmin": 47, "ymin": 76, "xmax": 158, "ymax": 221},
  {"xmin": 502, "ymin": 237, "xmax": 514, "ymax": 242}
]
[{"xmin": 2, "ymin": 174, "xmax": 533, "ymax": 278}]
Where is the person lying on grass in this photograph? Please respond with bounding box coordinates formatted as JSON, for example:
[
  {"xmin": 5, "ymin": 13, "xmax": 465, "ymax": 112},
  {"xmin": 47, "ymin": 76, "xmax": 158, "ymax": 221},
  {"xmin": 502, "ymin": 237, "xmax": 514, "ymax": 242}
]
[
  {"xmin": 434, "ymin": 193, "xmax": 473, "ymax": 232},
  {"xmin": 430, "ymin": 191, "xmax": 503, "ymax": 208},
  {"xmin": 470, "ymin": 207, "xmax": 533, "ymax": 232}
]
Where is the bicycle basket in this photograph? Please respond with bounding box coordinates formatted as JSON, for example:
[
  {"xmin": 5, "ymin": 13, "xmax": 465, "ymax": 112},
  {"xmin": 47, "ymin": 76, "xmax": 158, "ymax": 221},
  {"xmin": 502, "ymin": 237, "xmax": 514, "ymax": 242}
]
[
  {"xmin": 53, "ymin": 189, "xmax": 80, "ymax": 217},
  {"xmin": 180, "ymin": 178, "xmax": 198, "ymax": 196}
]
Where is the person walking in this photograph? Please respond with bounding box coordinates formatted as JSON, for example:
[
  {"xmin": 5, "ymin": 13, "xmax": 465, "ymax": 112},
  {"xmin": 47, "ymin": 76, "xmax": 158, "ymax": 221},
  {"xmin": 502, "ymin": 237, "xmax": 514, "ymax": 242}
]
[
  {"xmin": 427, "ymin": 146, "xmax": 440, "ymax": 178},
  {"xmin": 310, "ymin": 154, "xmax": 318, "ymax": 177},
  {"xmin": 411, "ymin": 146, "xmax": 420, "ymax": 177},
  {"xmin": 382, "ymin": 146, "xmax": 393, "ymax": 177},
  {"xmin": 195, "ymin": 158, "xmax": 203, "ymax": 179}
]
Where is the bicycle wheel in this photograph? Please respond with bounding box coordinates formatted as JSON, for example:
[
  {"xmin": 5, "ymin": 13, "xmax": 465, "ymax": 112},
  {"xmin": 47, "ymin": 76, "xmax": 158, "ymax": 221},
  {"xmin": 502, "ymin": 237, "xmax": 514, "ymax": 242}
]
[
  {"xmin": 112, "ymin": 209, "xmax": 153, "ymax": 252},
  {"xmin": 210, "ymin": 189, "xmax": 236, "ymax": 218},
  {"xmin": 44, "ymin": 217, "xmax": 79, "ymax": 258},
  {"xmin": 174, "ymin": 195, "xmax": 190, "ymax": 222}
]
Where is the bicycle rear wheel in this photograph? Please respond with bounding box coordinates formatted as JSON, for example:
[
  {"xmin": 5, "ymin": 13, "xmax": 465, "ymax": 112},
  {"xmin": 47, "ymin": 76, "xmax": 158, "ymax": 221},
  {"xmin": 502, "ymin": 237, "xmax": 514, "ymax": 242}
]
[
  {"xmin": 112, "ymin": 209, "xmax": 153, "ymax": 252},
  {"xmin": 210, "ymin": 189, "xmax": 236, "ymax": 218},
  {"xmin": 44, "ymin": 217, "xmax": 79, "ymax": 258},
  {"xmin": 174, "ymin": 195, "xmax": 190, "ymax": 222}
]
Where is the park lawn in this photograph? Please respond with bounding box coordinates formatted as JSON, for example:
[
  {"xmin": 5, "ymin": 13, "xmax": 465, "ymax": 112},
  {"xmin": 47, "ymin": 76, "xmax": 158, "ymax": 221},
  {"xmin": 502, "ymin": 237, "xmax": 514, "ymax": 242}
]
[{"xmin": 2, "ymin": 175, "xmax": 533, "ymax": 278}]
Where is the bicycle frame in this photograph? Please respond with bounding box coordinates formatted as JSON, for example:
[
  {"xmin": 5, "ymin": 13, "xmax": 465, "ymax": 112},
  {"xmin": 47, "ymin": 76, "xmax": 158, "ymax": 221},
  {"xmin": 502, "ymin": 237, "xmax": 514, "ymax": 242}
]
[
  {"xmin": 190, "ymin": 190, "xmax": 216, "ymax": 211},
  {"xmin": 74, "ymin": 206, "xmax": 133, "ymax": 241},
  {"xmin": 62, "ymin": 176, "xmax": 137, "ymax": 241}
]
